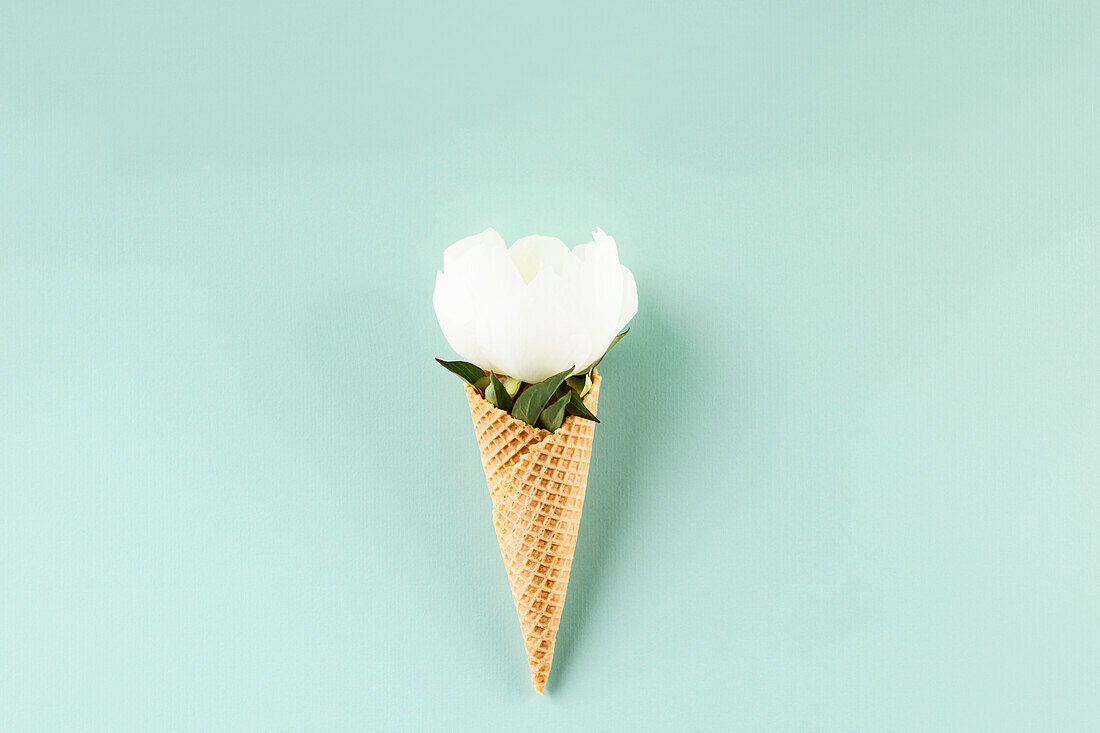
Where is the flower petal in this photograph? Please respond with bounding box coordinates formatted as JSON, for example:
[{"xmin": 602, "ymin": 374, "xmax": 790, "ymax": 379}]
[
  {"xmin": 509, "ymin": 235, "xmax": 573, "ymax": 283},
  {"xmin": 434, "ymin": 270, "xmax": 492, "ymax": 371},
  {"xmin": 443, "ymin": 227, "xmax": 506, "ymax": 272}
]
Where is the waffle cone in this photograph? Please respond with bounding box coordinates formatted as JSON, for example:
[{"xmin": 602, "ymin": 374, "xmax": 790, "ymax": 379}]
[{"xmin": 465, "ymin": 374, "xmax": 601, "ymax": 693}]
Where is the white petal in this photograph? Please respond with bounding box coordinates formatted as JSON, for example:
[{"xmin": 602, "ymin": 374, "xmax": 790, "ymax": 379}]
[
  {"xmin": 509, "ymin": 235, "xmax": 572, "ymax": 283},
  {"xmin": 435, "ymin": 228, "xmax": 523, "ymax": 373},
  {"xmin": 443, "ymin": 228, "xmax": 506, "ymax": 272},
  {"xmin": 591, "ymin": 227, "xmax": 619, "ymax": 262},
  {"xmin": 434, "ymin": 270, "xmax": 491, "ymax": 370},
  {"xmin": 478, "ymin": 267, "xmax": 585, "ymax": 382}
]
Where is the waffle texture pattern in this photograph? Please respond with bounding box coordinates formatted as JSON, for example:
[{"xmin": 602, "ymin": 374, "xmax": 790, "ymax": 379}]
[{"xmin": 465, "ymin": 374, "xmax": 601, "ymax": 693}]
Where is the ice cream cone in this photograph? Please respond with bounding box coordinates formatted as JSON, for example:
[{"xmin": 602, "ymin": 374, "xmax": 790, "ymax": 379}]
[{"xmin": 465, "ymin": 373, "xmax": 601, "ymax": 693}]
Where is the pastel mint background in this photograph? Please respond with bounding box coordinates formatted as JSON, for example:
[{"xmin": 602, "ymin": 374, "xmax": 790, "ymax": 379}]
[{"xmin": 2, "ymin": 2, "xmax": 1098, "ymax": 730}]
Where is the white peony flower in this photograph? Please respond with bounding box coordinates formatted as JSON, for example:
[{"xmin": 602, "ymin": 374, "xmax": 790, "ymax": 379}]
[{"xmin": 433, "ymin": 228, "xmax": 637, "ymax": 383}]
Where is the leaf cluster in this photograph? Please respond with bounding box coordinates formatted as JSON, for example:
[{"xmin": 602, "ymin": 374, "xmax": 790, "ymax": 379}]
[{"xmin": 436, "ymin": 330, "xmax": 627, "ymax": 430}]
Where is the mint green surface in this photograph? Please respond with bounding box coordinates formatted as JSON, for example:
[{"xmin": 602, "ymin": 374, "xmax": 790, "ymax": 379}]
[{"xmin": 3, "ymin": 2, "xmax": 1098, "ymax": 730}]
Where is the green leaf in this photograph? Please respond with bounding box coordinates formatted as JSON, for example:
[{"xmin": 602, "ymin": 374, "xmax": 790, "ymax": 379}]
[
  {"xmin": 566, "ymin": 373, "xmax": 592, "ymax": 398},
  {"xmin": 485, "ymin": 373, "xmax": 513, "ymax": 412},
  {"xmin": 436, "ymin": 358, "xmax": 485, "ymax": 386},
  {"xmin": 511, "ymin": 367, "xmax": 574, "ymax": 427},
  {"xmin": 565, "ymin": 391, "xmax": 599, "ymax": 423},
  {"xmin": 503, "ymin": 376, "xmax": 522, "ymax": 397},
  {"xmin": 539, "ymin": 394, "xmax": 570, "ymax": 431},
  {"xmin": 585, "ymin": 329, "xmax": 629, "ymax": 373}
]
